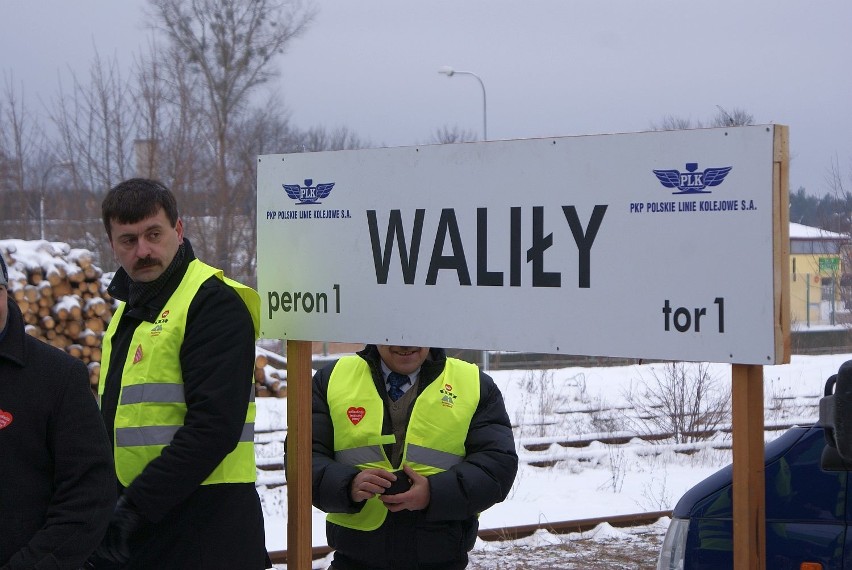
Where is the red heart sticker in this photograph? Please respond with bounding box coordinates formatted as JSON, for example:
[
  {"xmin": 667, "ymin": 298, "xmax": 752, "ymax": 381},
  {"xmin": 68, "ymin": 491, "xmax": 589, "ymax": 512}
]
[
  {"xmin": 347, "ymin": 407, "xmax": 365, "ymax": 425},
  {"xmin": 0, "ymin": 409, "xmax": 13, "ymax": 429}
]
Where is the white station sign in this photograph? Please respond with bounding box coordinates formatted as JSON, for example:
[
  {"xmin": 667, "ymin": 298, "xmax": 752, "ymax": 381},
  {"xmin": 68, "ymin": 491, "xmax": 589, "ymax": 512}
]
[{"xmin": 257, "ymin": 126, "xmax": 785, "ymax": 364}]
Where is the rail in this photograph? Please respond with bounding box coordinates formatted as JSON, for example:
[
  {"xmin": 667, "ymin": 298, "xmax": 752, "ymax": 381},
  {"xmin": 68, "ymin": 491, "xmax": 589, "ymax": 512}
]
[{"xmin": 266, "ymin": 509, "xmax": 672, "ymax": 564}]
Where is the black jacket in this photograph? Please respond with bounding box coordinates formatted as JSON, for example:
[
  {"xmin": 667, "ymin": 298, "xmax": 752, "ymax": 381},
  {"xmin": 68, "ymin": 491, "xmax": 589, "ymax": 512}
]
[
  {"xmin": 310, "ymin": 345, "xmax": 518, "ymax": 570},
  {"xmin": 99, "ymin": 240, "xmax": 268, "ymax": 569},
  {"xmin": 0, "ymin": 299, "xmax": 114, "ymax": 569}
]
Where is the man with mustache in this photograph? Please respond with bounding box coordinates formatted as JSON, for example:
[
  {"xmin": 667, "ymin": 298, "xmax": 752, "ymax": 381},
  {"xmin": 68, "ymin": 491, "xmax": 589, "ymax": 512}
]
[
  {"xmin": 309, "ymin": 344, "xmax": 518, "ymax": 570},
  {"xmin": 90, "ymin": 178, "xmax": 269, "ymax": 569}
]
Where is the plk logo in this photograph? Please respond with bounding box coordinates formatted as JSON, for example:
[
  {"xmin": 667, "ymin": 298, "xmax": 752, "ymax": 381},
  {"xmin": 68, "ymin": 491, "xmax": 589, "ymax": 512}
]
[
  {"xmin": 283, "ymin": 179, "xmax": 335, "ymax": 205},
  {"xmin": 652, "ymin": 163, "xmax": 732, "ymax": 195}
]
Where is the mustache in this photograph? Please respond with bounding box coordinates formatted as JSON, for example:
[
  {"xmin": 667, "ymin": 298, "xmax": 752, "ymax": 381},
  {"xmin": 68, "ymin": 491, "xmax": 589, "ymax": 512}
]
[{"xmin": 134, "ymin": 257, "xmax": 161, "ymax": 270}]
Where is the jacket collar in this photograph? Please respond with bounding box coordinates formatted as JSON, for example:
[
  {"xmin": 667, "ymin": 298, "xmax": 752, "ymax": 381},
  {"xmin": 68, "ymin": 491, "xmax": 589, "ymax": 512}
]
[
  {"xmin": 106, "ymin": 238, "xmax": 197, "ymax": 323},
  {"xmin": 358, "ymin": 345, "xmax": 447, "ymax": 386},
  {"xmin": 0, "ymin": 299, "xmax": 27, "ymax": 368}
]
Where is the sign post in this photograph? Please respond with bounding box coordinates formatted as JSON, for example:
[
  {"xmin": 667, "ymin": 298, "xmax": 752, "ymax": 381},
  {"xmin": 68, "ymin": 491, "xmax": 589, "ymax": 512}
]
[
  {"xmin": 284, "ymin": 339, "xmax": 313, "ymax": 569},
  {"xmin": 732, "ymin": 364, "xmax": 766, "ymax": 569},
  {"xmin": 257, "ymin": 125, "xmax": 790, "ymax": 569}
]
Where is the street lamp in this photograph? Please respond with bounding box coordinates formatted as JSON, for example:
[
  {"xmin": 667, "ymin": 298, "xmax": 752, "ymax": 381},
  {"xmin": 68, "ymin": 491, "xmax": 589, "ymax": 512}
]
[
  {"xmin": 438, "ymin": 66, "xmax": 490, "ymax": 370},
  {"xmin": 438, "ymin": 66, "xmax": 487, "ymax": 141},
  {"xmin": 40, "ymin": 161, "xmax": 73, "ymax": 240}
]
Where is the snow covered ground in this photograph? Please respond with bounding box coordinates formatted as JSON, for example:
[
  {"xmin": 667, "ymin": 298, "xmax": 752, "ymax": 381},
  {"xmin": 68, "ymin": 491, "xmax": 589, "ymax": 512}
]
[
  {"xmin": 255, "ymin": 351, "xmax": 850, "ymax": 568},
  {"xmin": 2, "ymin": 238, "xmax": 847, "ymax": 567}
]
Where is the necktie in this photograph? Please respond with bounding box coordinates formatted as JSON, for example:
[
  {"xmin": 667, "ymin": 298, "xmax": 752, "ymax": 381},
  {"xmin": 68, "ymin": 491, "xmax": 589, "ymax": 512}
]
[{"xmin": 387, "ymin": 372, "xmax": 410, "ymax": 402}]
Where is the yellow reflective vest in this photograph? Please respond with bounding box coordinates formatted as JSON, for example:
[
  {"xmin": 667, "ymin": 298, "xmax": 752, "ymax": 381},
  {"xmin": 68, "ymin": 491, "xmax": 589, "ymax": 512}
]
[
  {"xmin": 327, "ymin": 355, "xmax": 480, "ymax": 531},
  {"xmin": 99, "ymin": 259, "xmax": 260, "ymax": 487}
]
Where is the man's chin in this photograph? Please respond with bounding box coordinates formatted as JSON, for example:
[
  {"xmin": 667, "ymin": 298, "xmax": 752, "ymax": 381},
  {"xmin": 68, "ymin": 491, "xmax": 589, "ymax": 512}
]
[{"xmin": 130, "ymin": 267, "xmax": 162, "ymax": 282}]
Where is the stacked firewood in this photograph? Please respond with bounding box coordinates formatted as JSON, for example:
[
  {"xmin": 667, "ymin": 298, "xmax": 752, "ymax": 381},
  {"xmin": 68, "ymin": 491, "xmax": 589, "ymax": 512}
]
[
  {"xmin": 254, "ymin": 348, "xmax": 288, "ymax": 398},
  {"xmin": 1, "ymin": 239, "xmax": 287, "ymax": 397},
  {"xmin": 2, "ymin": 240, "xmax": 111, "ymax": 388}
]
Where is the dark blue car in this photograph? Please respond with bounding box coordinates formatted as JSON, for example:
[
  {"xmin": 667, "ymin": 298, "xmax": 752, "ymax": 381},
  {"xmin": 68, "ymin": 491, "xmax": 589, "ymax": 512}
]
[{"xmin": 657, "ymin": 424, "xmax": 846, "ymax": 569}]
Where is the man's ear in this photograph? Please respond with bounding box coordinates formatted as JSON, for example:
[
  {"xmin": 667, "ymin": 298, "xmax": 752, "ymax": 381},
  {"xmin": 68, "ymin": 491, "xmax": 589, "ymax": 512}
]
[{"xmin": 175, "ymin": 218, "xmax": 185, "ymax": 243}]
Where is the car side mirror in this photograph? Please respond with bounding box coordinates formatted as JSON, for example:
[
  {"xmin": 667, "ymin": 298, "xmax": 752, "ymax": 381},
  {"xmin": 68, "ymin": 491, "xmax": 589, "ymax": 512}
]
[{"xmin": 820, "ymin": 361, "xmax": 852, "ymax": 470}]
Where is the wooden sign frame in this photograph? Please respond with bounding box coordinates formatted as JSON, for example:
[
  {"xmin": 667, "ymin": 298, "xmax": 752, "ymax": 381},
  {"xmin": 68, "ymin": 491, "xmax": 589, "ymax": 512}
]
[{"xmin": 272, "ymin": 126, "xmax": 791, "ymax": 569}]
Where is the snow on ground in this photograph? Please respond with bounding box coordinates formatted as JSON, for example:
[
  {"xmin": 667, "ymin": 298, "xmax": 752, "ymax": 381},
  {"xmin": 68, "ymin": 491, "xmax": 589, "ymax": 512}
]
[
  {"xmin": 3, "ymin": 239, "xmax": 847, "ymax": 567},
  {"xmin": 257, "ymin": 351, "xmax": 851, "ymax": 567}
]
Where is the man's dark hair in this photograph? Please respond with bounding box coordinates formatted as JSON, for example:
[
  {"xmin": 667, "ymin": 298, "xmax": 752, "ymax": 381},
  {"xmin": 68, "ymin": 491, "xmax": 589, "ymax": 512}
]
[{"xmin": 102, "ymin": 178, "xmax": 179, "ymax": 239}]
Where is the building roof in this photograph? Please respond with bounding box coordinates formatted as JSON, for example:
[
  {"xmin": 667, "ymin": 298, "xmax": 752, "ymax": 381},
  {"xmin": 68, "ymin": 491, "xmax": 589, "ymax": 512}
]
[{"xmin": 789, "ymin": 222, "xmax": 848, "ymax": 241}]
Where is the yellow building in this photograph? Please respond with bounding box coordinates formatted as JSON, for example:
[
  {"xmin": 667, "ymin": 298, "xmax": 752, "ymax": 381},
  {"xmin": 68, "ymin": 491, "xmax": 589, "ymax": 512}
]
[{"xmin": 789, "ymin": 222, "xmax": 849, "ymax": 327}]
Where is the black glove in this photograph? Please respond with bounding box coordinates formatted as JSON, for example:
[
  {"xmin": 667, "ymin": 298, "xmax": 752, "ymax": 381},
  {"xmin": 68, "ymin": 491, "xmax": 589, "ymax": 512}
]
[{"xmin": 92, "ymin": 495, "xmax": 145, "ymax": 565}]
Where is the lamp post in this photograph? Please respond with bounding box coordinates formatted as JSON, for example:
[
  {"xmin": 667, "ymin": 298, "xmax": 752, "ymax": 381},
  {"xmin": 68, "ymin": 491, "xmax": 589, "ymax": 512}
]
[
  {"xmin": 438, "ymin": 67, "xmax": 490, "ymax": 370},
  {"xmin": 438, "ymin": 66, "xmax": 487, "ymax": 141},
  {"xmin": 39, "ymin": 161, "xmax": 73, "ymax": 240}
]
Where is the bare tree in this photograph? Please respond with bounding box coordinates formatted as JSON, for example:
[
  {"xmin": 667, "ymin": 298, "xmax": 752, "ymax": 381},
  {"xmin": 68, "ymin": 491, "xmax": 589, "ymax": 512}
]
[
  {"xmin": 625, "ymin": 362, "xmax": 730, "ymax": 444},
  {"xmin": 431, "ymin": 125, "xmax": 477, "ymax": 144},
  {"xmin": 296, "ymin": 125, "xmax": 367, "ymax": 153},
  {"xmin": 134, "ymin": 41, "xmax": 171, "ymax": 180},
  {"xmin": 1, "ymin": 76, "xmax": 30, "ymax": 196},
  {"xmin": 3, "ymin": 0, "xmax": 366, "ymax": 277},
  {"xmin": 824, "ymin": 155, "xmax": 850, "ymax": 202},
  {"xmin": 134, "ymin": 42, "xmax": 212, "ymax": 213},
  {"xmin": 0, "ymin": 74, "xmax": 48, "ymax": 239},
  {"xmin": 651, "ymin": 106, "xmax": 754, "ymax": 131},
  {"xmin": 822, "ymin": 155, "xmax": 852, "ymax": 288},
  {"xmin": 51, "ymin": 51, "xmax": 136, "ymax": 196},
  {"xmin": 711, "ymin": 105, "xmax": 753, "ymax": 127},
  {"xmin": 147, "ymin": 0, "xmax": 316, "ymax": 274},
  {"xmin": 650, "ymin": 114, "xmax": 701, "ymax": 131}
]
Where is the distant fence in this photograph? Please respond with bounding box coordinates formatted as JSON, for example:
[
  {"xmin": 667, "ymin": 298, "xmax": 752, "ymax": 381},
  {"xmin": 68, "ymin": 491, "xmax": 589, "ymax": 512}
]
[
  {"xmin": 310, "ymin": 329, "xmax": 852, "ymax": 371},
  {"xmin": 791, "ymin": 327, "xmax": 852, "ymax": 355}
]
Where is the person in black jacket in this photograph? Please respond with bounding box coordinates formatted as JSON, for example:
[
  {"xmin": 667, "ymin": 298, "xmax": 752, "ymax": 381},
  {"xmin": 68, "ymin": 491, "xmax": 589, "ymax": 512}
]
[
  {"xmin": 89, "ymin": 179, "xmax": 269, "ymax": 569},
  {"xmin": 310, "ymin": 344, "xmax": 518, "ymax": 570},
  {"xmin": 0, "ymin": 251, "xmax": 114, "ymax": 569}
]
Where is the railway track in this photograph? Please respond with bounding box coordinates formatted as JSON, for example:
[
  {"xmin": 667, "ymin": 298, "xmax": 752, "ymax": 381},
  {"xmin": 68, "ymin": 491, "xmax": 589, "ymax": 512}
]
[
  {"xmin": 255, "ymin": 399, "xmax": 819, "ymax": 565},
  {"xmin": 266, "ymin": 510, "xmax": 672, "ymax": 564},
  {"xmin": 255, "ymin": 417, "xmax": 819, "ymax": 481}
]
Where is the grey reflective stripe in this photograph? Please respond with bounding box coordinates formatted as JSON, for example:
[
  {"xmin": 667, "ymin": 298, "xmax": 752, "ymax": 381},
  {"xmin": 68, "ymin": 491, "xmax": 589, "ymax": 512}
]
[
  {"xmin": 407, "ymin": 444, "xmax": 463, "ymax": 470},
  {"xmin": 116, "ymin": 422, "xmax": 255, "ymax": 447},
  {"xmin": 116, "ymin": 425, "xmax": 180, "ymax": 447},
  {"xmin": 120, "ymin": 383, "xmax": 185, "ymax": 405},
  {"xmin": 335, "ymin": 446, "xmax": 385, "ymax": 466},
  {"xmin": 121, "ymin": 383, "xmax": 254, "ymax": 404}
]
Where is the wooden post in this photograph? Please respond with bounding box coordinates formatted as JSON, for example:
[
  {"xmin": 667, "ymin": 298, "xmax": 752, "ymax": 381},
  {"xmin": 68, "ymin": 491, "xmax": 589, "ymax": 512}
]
[
  {"xmin": 773, "ymin": 125, "xmax": 791, "ymax": 361},
  {"xmin": 286, "ymin": 340, "xmax": 314, "ymax": 570},
  {"xmin": 731, "ymin": 364, "xmax": 765, "ymax": 569},
  {"xmin": 727, "ymin": 124, "xmax": 788, "ymax": 569}
]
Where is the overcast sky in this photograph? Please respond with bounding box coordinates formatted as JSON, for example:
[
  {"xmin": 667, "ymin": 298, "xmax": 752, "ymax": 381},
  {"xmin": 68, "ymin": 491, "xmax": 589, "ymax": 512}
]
[{"xmin": 1, "ymin": 0, "xmax": 850, "ymax": 195}]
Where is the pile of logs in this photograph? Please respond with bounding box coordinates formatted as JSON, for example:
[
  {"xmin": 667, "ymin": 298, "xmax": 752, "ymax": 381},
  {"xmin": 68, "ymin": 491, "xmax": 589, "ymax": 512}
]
[
  {"xmin": 2, "ymin": 241, "xmax": 111, "ymax": 388},
  {"xmin": 1, "ymin": 240, "xmax": 287, "ymax": 397},
  {"xmin": 254, "ymin": 349, "xmax": 288, "ymax": 398}
]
